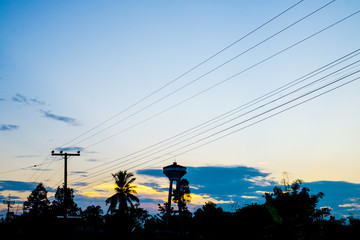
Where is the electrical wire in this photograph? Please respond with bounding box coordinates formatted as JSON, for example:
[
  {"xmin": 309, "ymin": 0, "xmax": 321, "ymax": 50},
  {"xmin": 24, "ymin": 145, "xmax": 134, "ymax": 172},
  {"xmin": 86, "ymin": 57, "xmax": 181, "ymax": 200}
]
[
  {"xmin": 70, "ymin": 53, "xmax": 359, "ymax": 184},
  {"xmin": 69, "ymin": 5, "xmax": 360, "ymax": 185},
  {"xmin": 80, "ymin": 73, "xmax": 360, "ymax": 189},
  {"xmin": 0, "ymin": 163, "xmax": 46, "ymax": 175},
  {"xmin": 76, "ymin": 8, "xmax": 356, "ymax": 153},
  {"xmin": 48, "ymin": 7, "xmax": 359, "ymax": 189},
  {"xmin": 66, "ymin": 1, "xmax": 334, "ymax": 150},
  {"xmin": 75, "ymin": 61, "xmax": 360, "ymax": 190},
  {"xmin": 58, "ymin": 1, "xmax": 304, "ymax": 150},
  {"xmin": 26, "ymin": 1, "xmax": 303, "ymax": 186},
  {"xmin": 137, "ymin": 76, "xmax": 360, "ymax": 173}
]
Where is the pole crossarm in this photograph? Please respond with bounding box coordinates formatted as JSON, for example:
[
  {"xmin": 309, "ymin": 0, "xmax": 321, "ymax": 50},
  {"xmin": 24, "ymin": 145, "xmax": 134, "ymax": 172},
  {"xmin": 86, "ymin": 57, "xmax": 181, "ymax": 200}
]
[
  {"xmin": 51, "ymin": 150, "xmax": 81, "ymax": 156},
  {"xmin": 51, "ymin": 150, "xmax": 80, "ymax": 218},
  {"xmin": 3, "ymin": 195, "xmax": 15, "ymax": 221}
]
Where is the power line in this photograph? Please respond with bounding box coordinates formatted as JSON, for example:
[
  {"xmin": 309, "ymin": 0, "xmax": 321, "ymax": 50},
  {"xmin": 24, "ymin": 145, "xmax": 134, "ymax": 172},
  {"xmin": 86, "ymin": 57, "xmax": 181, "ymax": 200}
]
[
  {"xmin": 80, "ymin": 73, "xmax": 360, "ymax": 190},
  {"xmin": 29, "ymin": 154, "xmax": 60, "ymax": 183},
  {"xmin": 72, "ymin": 57, "xmax": 360, "ymax": 185},
  {"xmin": 138, "ymin": 76, "xmax": 360, "ymax": 173},
  {"xmin": 76, "ymin": 8, "xmax": 355, "ymax": 152},
  {"xmin": 57, "ymin": 0, "xmax": 304, "ymax": 149},
  {"xmin": 75, "ymin": 59, "xmax": 360, "ymax": 190},
  {"xmin": 43, "ymin": 2, "xmax": 340, "ymax": 186},
  {"xmin": 0, "ymin": 163, "xmax": 47, "ymax": 175},
  {"xmin": 124, "ymin": 71, "xmax": 360, "ymax": 174},
  {"xmin": 71, "ymin": 7, "xmax": 360, "ymax": 189},
  {"xmin": 45, "ymin": 6, "xmax": 359, "ymax": 187}
]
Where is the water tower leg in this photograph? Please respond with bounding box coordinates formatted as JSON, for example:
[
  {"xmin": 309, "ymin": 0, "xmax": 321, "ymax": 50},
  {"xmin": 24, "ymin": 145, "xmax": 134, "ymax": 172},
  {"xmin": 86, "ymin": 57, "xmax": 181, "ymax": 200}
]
[
  {"xmin": 177, "ymin": 180, "xmax": 185, "ymax": 235},
  {"xmin": 166, "ymin": 179, "xmax": 173, "ymax": 226}
]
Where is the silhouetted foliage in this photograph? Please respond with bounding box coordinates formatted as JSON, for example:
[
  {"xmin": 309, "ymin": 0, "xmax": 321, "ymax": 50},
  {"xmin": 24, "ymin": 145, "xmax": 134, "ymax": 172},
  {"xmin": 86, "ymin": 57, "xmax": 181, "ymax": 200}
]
[
  {"xmin": 103, "ymin": 170, "xmax": 142, "ymax": 238},
  {"xmin": 158, "ymin": 201, "xmax": 173, "ymax": 217},
  {"xmin": 23, "ymin": 182, "xmax": 50, "ymax": 217},
  {"xmin": 172, "ymin": 178, "xmax": 191, "ymax": 210},
  {"xmin": 105, "ymin": 170, "xmax": 139, "ymax": 215},
  {"xmin": 52, "ymin": 185, "xmax": 81, "ymax": 216},
  {"xmin": 81, "ymin": 205, "xmax": 103, "ymax": 226},
  {"xmin": 264, "ymin": 179, "xmax": 325, "ymax": 224},
  {"xmin": 4, "ymin": 173, "xmax": 360, "ymax": 240},
  {"xmin": 191, "ymin": 201, "xmax": 233, "ymax": 239}
]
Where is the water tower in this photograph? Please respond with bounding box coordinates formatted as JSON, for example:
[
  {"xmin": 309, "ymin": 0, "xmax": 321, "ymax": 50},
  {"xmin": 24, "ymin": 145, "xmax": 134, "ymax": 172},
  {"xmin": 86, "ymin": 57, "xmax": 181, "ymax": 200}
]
[{"xmin": 163, "ymin": 162, "xmax": 187, "ymax": 226}]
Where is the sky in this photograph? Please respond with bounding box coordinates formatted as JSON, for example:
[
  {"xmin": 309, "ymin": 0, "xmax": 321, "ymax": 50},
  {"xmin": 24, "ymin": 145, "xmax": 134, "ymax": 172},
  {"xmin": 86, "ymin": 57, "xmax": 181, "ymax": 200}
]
[{"xmin": 1, "ymin": 0, "xmax": 360, "ymax": 219}]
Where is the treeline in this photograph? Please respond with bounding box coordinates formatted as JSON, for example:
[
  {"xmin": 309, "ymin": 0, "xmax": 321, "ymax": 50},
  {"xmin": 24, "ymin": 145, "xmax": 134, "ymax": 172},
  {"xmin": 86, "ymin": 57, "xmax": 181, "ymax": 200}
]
[{"xmin": 1, "ymin": 171, "xmax": 360, "ymax": 239}]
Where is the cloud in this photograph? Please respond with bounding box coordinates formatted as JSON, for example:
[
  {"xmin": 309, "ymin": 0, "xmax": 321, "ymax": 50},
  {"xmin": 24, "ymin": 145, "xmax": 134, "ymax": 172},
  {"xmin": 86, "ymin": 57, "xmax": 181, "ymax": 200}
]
[
  {"xmin": 70, "ymin": 171, "xmax": 88, "ymax": 178},
  {"xmin": 0, "ymin": 98, "xmax": 6, "ymax": 101},
  {"xmin": 86, "ymin": 158, "xmax": 100, "ymax": 162},
  {"xmin": 305, "ymin": 181, "xmax": 360, "ymax": 218},
  {"xmin": 41, "ymin": 110, "xmax": 80, "ymax": 126},
  {"xmin": 71, "ymin": 193, "xmax": 108, "ymax": 212},
  {"xmin": 137, "ymin": 165, "xmax": 276, "ymax": 207},
  {"xmin": 0, "ymin": 181, "xmax": 56, "ymax": 193},
  {"xmin": 29, "ymin": 168, "xmax": 53, "ymax": 172},
  {"xmin": 12, "ymin": 93, "xmax": 45, "ymax": 105},
  {"xmin": 339, "ymin": 203, "xmax": 360, "ymax": 209},
  {"xmin": 15, "ymin": 155, "xmax": 41, "ymax": 158},
  {"xmin": 72, "ymin": 166, "xmax": 360, "ymax": 218},
  {"xmin": 72, "ymin": 182, "xmax": 88, "ymax": 187},
  {"xmin": 12, "ymin": 93, "xmax": 28, "ymax": 104},
  {"xmin": 10, "ymin": 94, "xmax": 81, "ymax": 127},
  {"xmin": 0, "ymin": 124, "xmax": 19, "ymax": 131},
  {"xmin": 70, "ymin": 171, "xmax": 87, "ymax": 175},
  {"xmin": 55, "ymin": 147, "xmax": 84, "ymax": 152},
  {"xmin": 240, "ymin": 195, "xmax": 259, "ymax": 199},
  {"xmin": 80, "ymin": 191, "xmax": 103, "ymax": 198},
  {"xmin": 10, "ymin": 93, "xmax": 80, "ymax": 126},
  {"xmin": 0, "ymin": 194, "xmax": 22, "ymax": 201},
  {"xmin": 0, "ymin": 180, "xmax": 37, "ymax": 192},
  {"xmin": 137, "ymin": 166, "xmax": 360, "ymax": 218}
]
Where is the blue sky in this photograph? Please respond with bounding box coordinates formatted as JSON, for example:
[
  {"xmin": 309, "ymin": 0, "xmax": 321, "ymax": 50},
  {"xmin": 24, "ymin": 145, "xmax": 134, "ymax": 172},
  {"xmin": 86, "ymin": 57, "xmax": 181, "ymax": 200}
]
[{"xmin": 1, "ymin": 0, "xmax": 360, "ymax": 218}]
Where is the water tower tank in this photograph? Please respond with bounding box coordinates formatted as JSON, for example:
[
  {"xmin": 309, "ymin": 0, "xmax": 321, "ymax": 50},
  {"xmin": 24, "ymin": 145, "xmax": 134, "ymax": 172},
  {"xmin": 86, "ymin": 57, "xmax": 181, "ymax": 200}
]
[{"xmin": 163, "ymin": 162, "xmax": 187, "ymax": 180}]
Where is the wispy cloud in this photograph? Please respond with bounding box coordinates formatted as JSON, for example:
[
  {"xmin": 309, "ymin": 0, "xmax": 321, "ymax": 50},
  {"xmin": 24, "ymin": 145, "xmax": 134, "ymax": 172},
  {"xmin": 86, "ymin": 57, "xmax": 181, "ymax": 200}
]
[
  {"xmin": 72, "ymin": 182, "xmax": 88, "ymax": 187},
  {"xmin": 55, "ymin": 147, "xmax": 84, "ymax": 152},
  {"xmin": 12, "ymin": 93, "xmax": 27, "ymax": 104},
  {"xmin": 70, "ymin": 171, "xmax": 87, "ymax": 177},
  {"xmin": 339, "ymin": 203, "xmax": 360, "ymax": 209},
  {"xmin": 86, "ymin": 158, "xmax": 100, "ymax": 162},
  {"xmin": 0, "ymin": 98, "xmax": 6, "ymax": 101},
  {"xmin": 0, "ymin": 180, "xmax": 55, "ymax": 192},
  {"xmin": 70, "ymin": 171, "xmax": 87, "ymax": 175},
  {"xmin": 41, "ymin": 110, "xmax": 80, "ymax": 126},
  {"xmin": 15, "ymin": 155, "xmax": 41, "ymax": 158},
  {"xmin": 11, "ymin": 94, "xmax": 79, "ymax": 126},
  {"xmin": 12, "ymin": 93, "xmax": 45, "ymax": 105},
  {"xmin": 0, "ymin": 124, "xmax": 19, "ymax": 131}
]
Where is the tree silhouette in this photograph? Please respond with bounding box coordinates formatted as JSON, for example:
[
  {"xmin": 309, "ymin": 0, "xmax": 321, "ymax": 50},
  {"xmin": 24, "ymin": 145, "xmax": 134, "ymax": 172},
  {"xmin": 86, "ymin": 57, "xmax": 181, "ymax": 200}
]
[
  {"xmin": 263, "ymin": 179, "xmax": 327, "ymax": 239},
  {"xmin": 23, "ymin": 183, "xmax": 50, "ymax": 217},
  {"xmin": 192, "ymin": 201, "xmax": 231, "ymax": 239},
  {"xmin": 105, "ymin": 170, "xmax": 139, "ymax": 215},
  {"xmin": 82, "ymin": 205, "xmax": 103, "ymax": 225},
  {"xmin": 264, "ymin": 179, "xmax": 325, "ymax": 224},
  {"xmin": 51, "ymin": 185, "xmax": 81, "ymax": 216},
  {"xmin": 172, "ymin": 178, "xmax": 191, "ymax": 211}
]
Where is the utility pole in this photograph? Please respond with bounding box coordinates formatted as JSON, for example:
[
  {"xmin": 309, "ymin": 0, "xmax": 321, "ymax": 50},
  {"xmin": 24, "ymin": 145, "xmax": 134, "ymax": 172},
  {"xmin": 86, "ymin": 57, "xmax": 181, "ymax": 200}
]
[
  {"xmin": 51, "ymin": 150, "xmax": 80, "ymax": 218},
  {"xmin": 3, "ymin": 195, "xmax": 15, "ymax": 222}
]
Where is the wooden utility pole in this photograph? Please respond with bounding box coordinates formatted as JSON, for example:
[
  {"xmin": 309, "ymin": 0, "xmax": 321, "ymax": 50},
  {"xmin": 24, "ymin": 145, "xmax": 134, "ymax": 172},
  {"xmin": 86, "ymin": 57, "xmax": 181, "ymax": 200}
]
[
  {"xmin": 51, "ymin": 150, "xmax": 80, "ymax": 218},
  {"xmin": 3, "ymin": 195, "xmax": 15, "ymax": 222}
]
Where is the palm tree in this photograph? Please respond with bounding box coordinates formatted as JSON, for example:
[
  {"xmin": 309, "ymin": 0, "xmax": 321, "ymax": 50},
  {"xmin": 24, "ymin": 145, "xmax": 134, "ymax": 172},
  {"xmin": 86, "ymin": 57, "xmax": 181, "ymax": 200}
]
[{"xmin": 105, "ymin": 170, "xmax": 139, "ymax": 215}]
